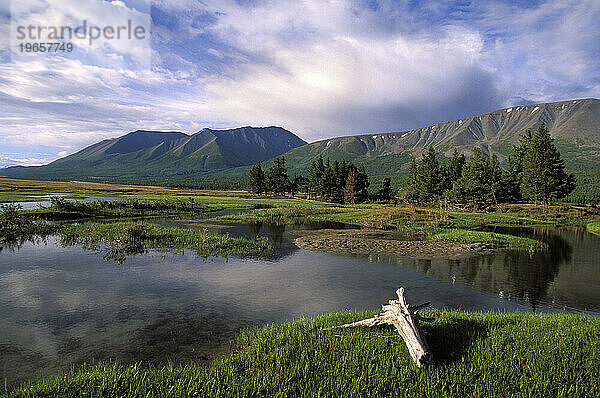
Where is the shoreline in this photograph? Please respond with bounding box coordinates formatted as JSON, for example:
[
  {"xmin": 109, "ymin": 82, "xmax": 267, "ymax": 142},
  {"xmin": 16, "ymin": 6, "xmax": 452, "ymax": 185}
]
[{"xmin": 294, "ymin": 228, "xmax": 496, "ymax": 258}]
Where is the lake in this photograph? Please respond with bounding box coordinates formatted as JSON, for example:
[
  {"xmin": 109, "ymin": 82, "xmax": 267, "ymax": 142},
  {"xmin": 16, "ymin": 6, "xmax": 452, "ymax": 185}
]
[
  {"xmin": 1, "ymin": 220, "xmax": 598, "ymax": 389},
  {"xmin": 2, "ymin": 193, "xmax": 124, "ymax": 210}
]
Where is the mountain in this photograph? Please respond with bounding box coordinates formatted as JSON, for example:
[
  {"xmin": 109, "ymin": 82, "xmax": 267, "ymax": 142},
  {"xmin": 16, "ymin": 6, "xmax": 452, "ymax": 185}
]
[
  {"xmin": 279, "ymin": 98, "xmax": 600, "ymax": 175},
  {"xmin": 1, "ymin": 127, "xmax": 306, "ymax": 182},
  {"xmin": 2, "ymin": 99, "xmax": 599, "ymax": 187}
]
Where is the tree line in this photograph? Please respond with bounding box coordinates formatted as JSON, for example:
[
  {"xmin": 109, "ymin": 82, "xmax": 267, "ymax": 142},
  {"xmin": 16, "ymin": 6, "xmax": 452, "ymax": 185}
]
[
  {"xmin": 248, "ymin": 122, "xmax": 575, "ymax": 206},
  {"xmin": 402, "ymin": 122, "xmax": 575, "ymax": 206},
  {"xmin": 248, "ymin": 155, "xmax": 395, "ymax": 204}
]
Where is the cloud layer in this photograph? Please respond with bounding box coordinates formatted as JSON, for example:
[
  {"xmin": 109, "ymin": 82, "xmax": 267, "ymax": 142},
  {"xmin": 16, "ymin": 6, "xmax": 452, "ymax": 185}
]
[{"xmin": 1, "ymin": 0, "xmax": 599, "ymax": 166}]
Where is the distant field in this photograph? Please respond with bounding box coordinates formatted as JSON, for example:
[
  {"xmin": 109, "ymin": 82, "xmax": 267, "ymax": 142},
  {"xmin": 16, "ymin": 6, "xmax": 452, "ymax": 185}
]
[{"xmin": 0, "ymin": 177, "xmax": 250, "ymax": 201}]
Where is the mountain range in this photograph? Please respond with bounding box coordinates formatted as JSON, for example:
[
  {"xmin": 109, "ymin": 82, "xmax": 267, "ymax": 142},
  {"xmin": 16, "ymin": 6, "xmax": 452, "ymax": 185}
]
[
  {"xmin": 280, "ymin": 98, "xmax": 600, "ymax": 175},
  {"xmin": 2, "ymin": 98, "xmax": 599, "ymax": 186},
  {"xmin": 1, "ymin": 126, "xmax": 306, "ymax": 184}
]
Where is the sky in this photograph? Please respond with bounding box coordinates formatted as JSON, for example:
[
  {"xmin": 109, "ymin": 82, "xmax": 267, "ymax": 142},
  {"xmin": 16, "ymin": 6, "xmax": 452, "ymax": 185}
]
[{"xmin": 0, "ymin": 0, "xmax": 599, "ymax": 167}]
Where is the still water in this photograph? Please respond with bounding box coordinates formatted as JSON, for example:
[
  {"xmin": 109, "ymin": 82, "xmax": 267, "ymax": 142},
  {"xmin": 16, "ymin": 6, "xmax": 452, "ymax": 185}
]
[
  {"xmin": 3, "ymin": 193, "xmax": 123, "ymax": 210},
  {"xmin": 1, "ymin": 222, "xmax": 598, "ymax": 388}
]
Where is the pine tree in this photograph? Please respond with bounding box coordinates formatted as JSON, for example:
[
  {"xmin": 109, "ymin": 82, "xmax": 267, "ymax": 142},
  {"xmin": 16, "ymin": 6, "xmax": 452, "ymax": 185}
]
[
  {"xmin": 247, "ymin": 161, "xmax": 265, "ymax": 195},
  {"xmin": 446, "ymin": 149, "xmax": 466, "ymax": 189},
  {"xmin": 321, "ymin": 158, "xmax": 337, "ymax": 201},
  {"xmin": 418, "ymin": 146, "xmax": 444, "ymax": 203},
  {"xmin": 355, "ymin": 163, "xmax": 370, "ymax": 202},
  {"xmin": 499, "ymin": 156, "xmax": 522, "ymax": 202},
  {"xmin": 452, "ymin": 148, "xmax": 502, "ymax": 207},
  {"xmin": 307, "ymin": 155, "xmax": 325, "ymax": 199},
  {"xmin": 488, "ymin": 153, "xmax": 503, "ymax": 206},
  {"xmin": 265, "ymin": 156, "xmax": 289, "ymax": 195},
  {"xmin": 330, "ymin": 160, "xmax": 344, "ymax": 203},
  {"xmin": 288, "ymin": 174, "xmax": 306, "ymax": 196},
  {"xmin": 344, "ymin": 168, "xmax": 357, "ymax": 204},
  {"xmin": 379, "ymin": 177, "xmax": 393, "ymax": 202},
  {"xmin": 521, "ymin": 122, "xmax": 575, "ymax": 204},
  {"xmin": 402, "ymin": 159, "xmax": 420, "ymax": 202}
]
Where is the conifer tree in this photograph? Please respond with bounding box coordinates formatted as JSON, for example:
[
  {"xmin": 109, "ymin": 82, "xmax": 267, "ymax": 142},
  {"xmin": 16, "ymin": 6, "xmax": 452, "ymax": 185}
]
[
  {"xmin": 355, "ymin": 163, "xmax": 370, "ymax": 202},
  {"xmin": 307, "ymin": 155, "xmax": 325, "ymax": 198},
  {"xmin": 446, "ymin": 149, "xmax": 466, "ymax": 189},
  {"xmin": 418, "ymin": 146, "xmax": 444, "ymax": 203},
  {"xmin": 247, "ymin": 161, "xmax": 265, "ymax": 195},
  {"xmin": 452, "ymin": 148, "xmax": 502, "ymax": 207},
  {"xmin": 344, "ymin": 168, "xmax": 357, "ymax": 204},
  {"xmin": 379, "ymin": 177, "xmax": 393, "ymax": 202},
  {"xmin": 265, "ymin": 156, "xmax": 289, "ymax": 195},
  {"xmin": 402, "ymin": 159, "xmax": 420, "ymax": 202},
  {"xmin": 521, "ymin": 122, "xmax": 575, "ymax": 204}
]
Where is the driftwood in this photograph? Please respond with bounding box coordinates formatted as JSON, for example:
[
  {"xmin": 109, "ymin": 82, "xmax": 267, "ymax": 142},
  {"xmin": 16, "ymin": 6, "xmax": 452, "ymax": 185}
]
[{"xmin": 325, "ymin": 287, "xmax": 434, "ymax": 367}]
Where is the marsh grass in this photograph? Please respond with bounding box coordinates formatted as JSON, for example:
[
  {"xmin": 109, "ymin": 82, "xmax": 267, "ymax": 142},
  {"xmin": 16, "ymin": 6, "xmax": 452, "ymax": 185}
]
[
  {"xmin": 9, "ymin": 310, "xmax": 599, "ymax": 397},
  {"xmin": 37, "ymin": 197, "xmax": 224, "ymax": 219},
  {"xmin": 587, "ymin": 220, "xmax": 600, "ymax": 236},
  {"xmin": 0, "ymin": 203, "xmax": 59, "ymax": 247},
  {"xmin": 58, "ymin": 222, "xmax": 272, "ymax": 263},
  {"xmin": 431, "ymin": 229, "xmax": 548, "ymax": 250}
]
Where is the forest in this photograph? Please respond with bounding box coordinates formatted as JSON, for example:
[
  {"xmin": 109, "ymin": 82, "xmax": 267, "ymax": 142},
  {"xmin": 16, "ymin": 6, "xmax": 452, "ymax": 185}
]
[{"xmin": 248, "ymin": 122, "xmax": 576, "ymax": 207}]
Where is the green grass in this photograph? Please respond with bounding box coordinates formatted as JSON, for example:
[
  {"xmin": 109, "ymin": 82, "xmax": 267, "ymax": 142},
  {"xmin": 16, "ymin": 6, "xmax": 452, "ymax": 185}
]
[
  {"xmin": 30, "ymin": 197, "xmax": 226, "ymax": 220},
  {"xmin": 431, "ymin": 229, "xmax": 548, "ymax": 250},
  {"xmin": 587, "ymin": 220, "xmax": 600, "ymax": 236},
  {"xmin": 9, "ymin": 310, "xmax": 600, "ymax": 397},
  {"xmin": 1, "ymin": 205, "xmax": 272, "ymax": 260},
  {"xmin": 220, "ymin": 205, "xmax": 354, "ymax": 225},
  {"xmin": 58, "ymin": 222, "xmax": 272, "ymax": 262}
]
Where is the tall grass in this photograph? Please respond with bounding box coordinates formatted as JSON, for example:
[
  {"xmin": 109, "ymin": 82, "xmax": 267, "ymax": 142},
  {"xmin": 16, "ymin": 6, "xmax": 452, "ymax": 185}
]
[
  {"xmin": 9, "ymin": 310, "xmax": 599, "ymax": 397},
  {"xmin": 431, "ymin": 229, "xmax": 548, "ymax": 250},
  {"xmin": 42, "ymin": 197, "xmax": 223, "ymax": 219},
  {"xmin": 0, "ymin": 203, "xmax": 58, "ymax": 248},
  {"xmin": 58, "ymin": 222, "xmax": 272, "ymax": 263},
  {"xmin": 587, "ymin": 220, "xmax": 600, "ymax": 236}
]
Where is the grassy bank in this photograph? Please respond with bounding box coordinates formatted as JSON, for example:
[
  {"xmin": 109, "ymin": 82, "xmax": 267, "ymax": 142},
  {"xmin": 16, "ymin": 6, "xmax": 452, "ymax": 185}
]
[
  {"xmin": 1, "ymin": 206, "xmax": 272, "ymax": 260},
  {"xmin": 9, "ymin": 310, "xmax": 599, "ymax": 397},
  {"xmin": 32, "ymin": 197, "xmax": 226, "ymax": 219},
  {"xmin": 58, "ymin": 222, "xmax": 272, "ymax": 261},
  {"xmin": 587, "ymin": 220, "xmax": 600, "ymax": 236},
  {"xmin": 4, "ymin": 177, "xmax": 600, "ymax": 253},
  {"xmin": 431, "ymin": 229, "xmax": 548, "ymax": 250}
]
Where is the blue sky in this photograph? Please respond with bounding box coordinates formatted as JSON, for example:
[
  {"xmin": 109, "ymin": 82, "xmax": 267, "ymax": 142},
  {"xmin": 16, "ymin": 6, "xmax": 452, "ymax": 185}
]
[{"xmin": 1, "ymin": 0, "xmax": 599, "ymax": 167}]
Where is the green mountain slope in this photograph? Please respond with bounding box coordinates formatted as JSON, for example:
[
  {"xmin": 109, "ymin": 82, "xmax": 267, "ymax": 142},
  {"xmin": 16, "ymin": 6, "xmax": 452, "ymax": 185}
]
[
  {"xmin": 1, "ymin": 127, "xmax": 307, "ymax": 182},
  {"xmin": 1, "ymin": 99, "xmax": 598, "ymax": 188},
  {"xmin": 279, "ymin": 98, "xmax": 600, "ymax": 175}
]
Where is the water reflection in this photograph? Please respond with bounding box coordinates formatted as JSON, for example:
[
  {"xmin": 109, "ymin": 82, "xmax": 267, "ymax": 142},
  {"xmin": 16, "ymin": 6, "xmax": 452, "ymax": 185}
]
[
  {"xmin": 501, "ymin": 229, "xmax": 572, "ymax": 310},
  {"xmin": 2, "ymin": 193, "xmax": 123, "ymax": 211},
  {"xmin": 1, "ymin": 224, "xmax": 599, "ymax": 389},
  {"xmin": 1, "ymin": 238, "xmax": 539, "ymax": 390},
  {"xmin": 359, "ymin": 226, "xmax": 596, "ymax": 311}
]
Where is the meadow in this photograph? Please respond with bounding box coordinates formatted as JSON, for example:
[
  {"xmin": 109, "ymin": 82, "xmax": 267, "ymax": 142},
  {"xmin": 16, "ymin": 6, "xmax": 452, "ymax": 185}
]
[
  {"xmin": 2, "ymin": 177, "xmax": 600, "ymax": 396},
  {"xmin": 8, "ymin": 309, "xmax": 599, "ymax": 397}
]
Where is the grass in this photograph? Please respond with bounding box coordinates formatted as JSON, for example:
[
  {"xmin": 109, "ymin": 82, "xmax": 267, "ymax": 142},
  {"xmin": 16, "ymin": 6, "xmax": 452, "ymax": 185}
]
[
  {"xmin": 430, "ymin": 229, "xmax": 548, "ymax": 250},
  {"xmin": 9, "ymin": 309, "xmax": 600, "ymax": 397},
  {"xmin": 58, "ymin": 222, "xmax": 273, "ymax": 262},
  {"xmin": 31, "ymin": 197, "xmax": 226, "ymax": 219},
  {"xmin": 1, "ymin": 206, "xmax": 272, "ymax": 260},
  {"xmin": 4, "ymin": 177, "xmax": 600, "ymax": 252},
  {"xmin": 0, "ymin": 203, "xmax": 59, "ymax": 244},
  {"xmin": 587, "ymin": 220, "xmax": 600, "ymax": 236}
]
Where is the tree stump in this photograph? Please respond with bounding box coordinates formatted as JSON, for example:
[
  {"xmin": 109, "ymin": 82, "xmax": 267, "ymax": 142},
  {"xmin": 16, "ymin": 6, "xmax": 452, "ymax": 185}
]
[{"xmin": 325, "ymin": 287, "xmax": 434, "ymax": 367}]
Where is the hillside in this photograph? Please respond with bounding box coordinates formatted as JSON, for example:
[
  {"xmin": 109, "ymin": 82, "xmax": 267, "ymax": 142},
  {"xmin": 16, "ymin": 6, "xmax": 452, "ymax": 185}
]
[
  {"xmin": 2, "ymin": 99, "xmax": 598, "ymax": 187},
  {"xmin": 1, "ymin": 127, "xmax": 306, "ymax": 182},
  {"xmin": 280, "ymin": 98, "xmax": 600, "ymax": 175}
]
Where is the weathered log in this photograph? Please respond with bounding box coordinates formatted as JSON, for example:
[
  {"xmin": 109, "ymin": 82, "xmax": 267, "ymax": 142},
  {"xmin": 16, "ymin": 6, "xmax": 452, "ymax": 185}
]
[{"xmin": 325, "ymin": 287, "xmax": 433, "ymax": 367}]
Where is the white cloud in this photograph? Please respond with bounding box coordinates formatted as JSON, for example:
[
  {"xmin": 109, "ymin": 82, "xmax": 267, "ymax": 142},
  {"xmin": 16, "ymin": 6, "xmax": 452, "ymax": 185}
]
[
  {"xmin": 0, "ymin": 0, "xmax": 599, "ymax": 161},
  {"xmin": 197, "ymin": 27, "xmax": 497, "ymax": 139}
]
